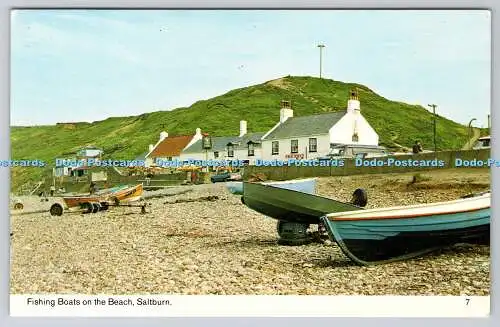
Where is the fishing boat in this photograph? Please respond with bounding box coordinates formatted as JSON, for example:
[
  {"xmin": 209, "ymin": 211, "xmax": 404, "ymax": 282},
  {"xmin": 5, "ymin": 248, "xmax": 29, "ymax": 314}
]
[
  {"xmin": 226, "ymin": 177, "xmax": 317, "ymax": 195},
  {"xmin": 62, "ymin": 184, "xmax": 143, "ymax": 208},
  {"xmin": 241, "ymin": 181, "xmax": 365, "ymax": 244},
  {"xmin": 226, "ymin": 181, "xmax": 244, "ymax": 195},
  {"xmin": 320, "ymin": 191, "xmax": 491, "ymax": 266}
]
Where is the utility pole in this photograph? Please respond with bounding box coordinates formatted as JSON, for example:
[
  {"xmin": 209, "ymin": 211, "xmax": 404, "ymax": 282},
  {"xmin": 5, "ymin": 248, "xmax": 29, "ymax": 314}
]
[
  {"xmin": 428, "ymin": 104, "xmax": 438, "ymax": 152},
  {"xmin": 317, "ymin": 44, "xmax": 325, "ymax": 78}
]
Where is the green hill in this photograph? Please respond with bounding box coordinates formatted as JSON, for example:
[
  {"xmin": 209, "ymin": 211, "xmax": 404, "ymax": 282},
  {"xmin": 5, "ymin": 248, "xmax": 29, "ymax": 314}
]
[{"xmin": 10, "ymin": 75, "xmax": 474, "ymax": 191}]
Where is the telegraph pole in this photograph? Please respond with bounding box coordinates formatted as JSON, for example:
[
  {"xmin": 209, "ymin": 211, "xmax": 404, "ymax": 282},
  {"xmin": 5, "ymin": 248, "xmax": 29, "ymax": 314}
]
[
  {"xmin": 428, "ymin": 104, "xmax": 437, "ymax": 152},
  {"xmin": 317, "ymin": 44, "xmax": 325, "ymax": 78}
]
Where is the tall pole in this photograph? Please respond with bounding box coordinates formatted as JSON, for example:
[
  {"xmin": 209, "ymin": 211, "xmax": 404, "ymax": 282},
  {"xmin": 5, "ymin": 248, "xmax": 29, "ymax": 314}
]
[
  {"xmin": 428, "ymin": 104, "xmax": 437, "ymax": 152},
  {"xmin": 317, "ymin": 44, "xmax": 325, "ymax": 78}
]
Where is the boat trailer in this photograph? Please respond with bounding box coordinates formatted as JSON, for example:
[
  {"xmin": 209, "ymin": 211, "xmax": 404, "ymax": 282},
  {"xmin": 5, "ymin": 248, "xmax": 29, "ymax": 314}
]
[
  {"xmin": 272, "ymin": 188, "xmax": 368, "ymax": 246},
  {"xmin": 49, "ymin": 200, "xmax": 152, "ymax": 216}
]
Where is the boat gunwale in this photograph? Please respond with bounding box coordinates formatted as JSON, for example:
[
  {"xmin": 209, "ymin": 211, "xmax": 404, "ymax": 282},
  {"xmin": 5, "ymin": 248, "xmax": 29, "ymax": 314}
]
[
  {"xmin": 325, "ymin": 193, "xmax": 490, "ymax": 221},
  {"xmin": 329, "ymin": 205, "xmax": 490, "ymax": 221},
  {"xmin": 243, "ymin": 181, "xmax": 362, "ymax": 209},
  {"xmin": 261, "ymin": 177, "xmax": 317, "ymax": 185}
]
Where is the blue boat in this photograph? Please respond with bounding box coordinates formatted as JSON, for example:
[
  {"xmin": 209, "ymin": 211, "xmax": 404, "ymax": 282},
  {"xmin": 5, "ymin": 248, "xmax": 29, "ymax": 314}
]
[
  {"xmin": 226, "ymin": 178, "xmax": 317, "ymax": 195},
  {"xmin": 320, "ymin": 192, "xmax": 491, "ymax": 265}
]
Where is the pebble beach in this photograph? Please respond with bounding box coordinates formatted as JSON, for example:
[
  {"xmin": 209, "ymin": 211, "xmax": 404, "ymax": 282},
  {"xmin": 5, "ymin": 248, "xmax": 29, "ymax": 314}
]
[{"xmin": 10, "ymin": 168, "xmax": 490, "ymax": 295}]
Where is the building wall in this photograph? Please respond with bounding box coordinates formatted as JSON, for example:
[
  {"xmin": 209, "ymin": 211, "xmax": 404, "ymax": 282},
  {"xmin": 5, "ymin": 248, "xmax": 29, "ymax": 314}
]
[
  {"xmin": 261, "ymin": 134, "xmax": 330, "ymax": 161},
  {"xmin": 328, "ymin": 112, "xmax": 378, "ymax": 146},
  {"xmin": 180, "ymin": 146, "xmax": 262, "ymax": 164},
  {"xmin": 79, "ymin": 149, "xmax": 102, "ymax": 158}
]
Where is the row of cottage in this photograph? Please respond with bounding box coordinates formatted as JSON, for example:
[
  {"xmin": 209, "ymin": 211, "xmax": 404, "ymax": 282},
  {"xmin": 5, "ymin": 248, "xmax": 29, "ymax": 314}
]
[{"xmin": 143, "ymin": 90, "xmax": 379, "ymax": 167}]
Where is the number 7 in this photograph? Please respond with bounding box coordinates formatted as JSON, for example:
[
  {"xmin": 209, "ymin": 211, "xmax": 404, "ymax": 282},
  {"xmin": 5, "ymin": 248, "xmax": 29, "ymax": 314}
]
[{"xmin": 465, "ymin": 298, "xmax": 470, "ymax": 305}]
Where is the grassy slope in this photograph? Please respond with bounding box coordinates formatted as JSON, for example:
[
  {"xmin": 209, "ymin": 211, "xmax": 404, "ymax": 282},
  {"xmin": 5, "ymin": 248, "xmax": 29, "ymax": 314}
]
[{"xmin": 10, "ymin": 76, "xmax": 470, "ymax": 190}]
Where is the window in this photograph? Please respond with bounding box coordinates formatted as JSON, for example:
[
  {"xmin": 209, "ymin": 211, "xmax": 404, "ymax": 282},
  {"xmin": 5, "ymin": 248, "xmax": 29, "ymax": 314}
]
[
  {"xmin": 272, "ymin": 141, "xmax": 279, "ymax": 155},
  {"xmin": 227, "ymin": 144, "xmax": 234, "ymax": 157},
  {"xmin": 309, "ymin": 138, "xmax": 317, "ymax": 153},
  {"xmin": 291, "ymin": 139, "xmax": 299, "ymax": 153},
  {"xmin": 214, "ymin": 151, "xmax": 219, "ymax": 158},
  {"xmin": 248, "ymin": 143, "xmax": 255, "ymax": 156},
  {"xmin": 352, "ymin": 133, "xmax": 359, "ymax": 142}
]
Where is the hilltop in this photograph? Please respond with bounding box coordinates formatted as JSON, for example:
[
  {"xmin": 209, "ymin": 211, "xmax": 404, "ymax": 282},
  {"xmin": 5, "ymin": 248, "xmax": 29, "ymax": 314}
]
[{"xmin": 10, "ymin": 76, "xmax": 475, "ymax": 190}]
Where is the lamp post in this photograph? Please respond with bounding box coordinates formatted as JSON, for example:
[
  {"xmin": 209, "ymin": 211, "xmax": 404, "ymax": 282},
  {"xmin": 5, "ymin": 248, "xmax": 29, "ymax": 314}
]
[
  {"xmin": 468, "ymin": 118, "xmax": 477, "ymax": 149},
  {"xmin": 317, "ymin": 44, "xmax": 325, "ymax": 78},
  {"xmin": 428, "ymin": 104, "xmax": 437, "ymax": 152}
]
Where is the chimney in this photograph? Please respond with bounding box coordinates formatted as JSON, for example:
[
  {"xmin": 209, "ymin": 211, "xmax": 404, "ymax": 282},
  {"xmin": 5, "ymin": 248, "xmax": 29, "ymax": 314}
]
[
  {"xmin": 280, "ymin": 100, "xmax": 294, "ymax": 123},
  {"xmin": 159, "ymin": 131, "xmax": 168, "ymax": 141},
  {"xmin": 148, "ymin": 144, "xmax": 154, "ymax": 152},
  {"xmin": 347, "ymin": 89, "xmax": 360, "ymax": 113},
  {"xmin": 239, "ymin": 120, "xmax": 247, "ymax": 137},
  {"xmin": 195, "ymin": 128, "xmax": 202, "ymax": 136}
]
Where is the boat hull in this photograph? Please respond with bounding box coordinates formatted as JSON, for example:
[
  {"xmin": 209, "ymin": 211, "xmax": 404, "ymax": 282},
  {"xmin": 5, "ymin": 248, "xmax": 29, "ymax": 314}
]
[
  {"xmin": 63, "ymin": 195, "xmax": 104, "ymax": 208},
  {"xmin": 226, "ymin": 178, "xmax": 317, "ymax": 195},
  {"xmin": 321, "ymin": 193, "xmax": 491, "ymax": 265},
  {"xmin": 111, "ymin": 184, "xmax": 143, "ymax": 203},
  {"xmin": 225, "ymin": 182, "xmax": 244, "ymax": 195},
  {"xmin": 63, "ymin": 184, "xmax": 143, "ymax": 208},
  {"xmin": 242, "ymin": 181, "xmax": 362, "ymax": 225}
]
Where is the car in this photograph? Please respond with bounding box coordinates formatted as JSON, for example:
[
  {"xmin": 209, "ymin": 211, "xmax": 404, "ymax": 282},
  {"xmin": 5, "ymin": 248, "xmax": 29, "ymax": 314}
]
[
  {"xmin": 472, "ymin": 136, "xmax": 491, "ymax": 150},
  {"xmin": 318, "ymin": 144, "xmax": 391, "ymax": 160}
]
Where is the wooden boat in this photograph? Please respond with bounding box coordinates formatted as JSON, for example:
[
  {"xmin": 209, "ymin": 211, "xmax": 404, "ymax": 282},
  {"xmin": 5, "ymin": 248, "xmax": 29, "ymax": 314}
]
[
  {"xmin": 320, "ymin": 191, "xmax": 491, "ymax": 265},
  {"xmin": 226, "ymin": 181, "xmax": 244, "ymax": 195},
  {"xmin": 62, "ymin": 184, "xmax": 143, "ymax": 208},
  {"xmin": 242, "ymin": 181, "xmax": 362, "ymax": 224},
  {"xmin": 109, "ymin": 183, "xmax": 143, "ymax": 203},
  {"xmin": 226, "ymin": 178, "xmax": 317, "ymax": 195}
]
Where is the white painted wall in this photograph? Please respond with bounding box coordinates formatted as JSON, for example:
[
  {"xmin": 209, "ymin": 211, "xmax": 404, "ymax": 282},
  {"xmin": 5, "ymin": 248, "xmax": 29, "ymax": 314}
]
[
  {"xmin": 180, "ymin": 145, "xmax": 262, "ymax": 164},
  {"xmin": 78, "ymin": 149, "xmax": 102, "ymax": 158},
  {"xmin": 261, "ymin": 134, "xmax": 330, "ymax": 161},
  {"xmin": 328, "ymin": 111, "xmax": 378, "ymax": 146}
]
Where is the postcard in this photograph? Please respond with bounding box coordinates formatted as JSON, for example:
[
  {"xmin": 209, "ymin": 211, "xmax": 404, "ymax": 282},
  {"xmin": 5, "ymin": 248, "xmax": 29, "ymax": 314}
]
[{"xmin": 9, "ymin": 9, "xmax": 491, "ymax": 317}]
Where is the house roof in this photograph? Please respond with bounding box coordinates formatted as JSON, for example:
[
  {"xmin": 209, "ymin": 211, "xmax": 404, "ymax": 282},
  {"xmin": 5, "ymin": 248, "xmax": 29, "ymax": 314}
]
[
  {"xmin": 183, "ymin": 132, "xmax": 265, "ymax": 153},
  {"xmin": 148, "ymin": 135, "xmax": 194, "ymax": 157},
  {"xmin": 263, "ymin": 111, "xmax": 347, "ymax": 140}
]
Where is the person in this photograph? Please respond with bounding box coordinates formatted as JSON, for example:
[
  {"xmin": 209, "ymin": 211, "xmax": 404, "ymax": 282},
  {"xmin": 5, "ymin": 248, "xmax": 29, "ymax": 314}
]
[
  {"xmin": 412, "ymin": 140, "xmax": 423, "ymax": 154},
  {"xmin": 50, "ymin": 185, "xmax": 55, "ymax": 197},
  {"xmin": 89, "ymin": 182, "xmax": 96, "ymax": 194}
]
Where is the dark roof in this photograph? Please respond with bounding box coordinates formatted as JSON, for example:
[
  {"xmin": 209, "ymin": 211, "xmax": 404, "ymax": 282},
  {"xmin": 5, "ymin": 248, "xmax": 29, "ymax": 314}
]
[
  {"xmin": 148, "ymin": 135, "xmax": 194, "ymax": 157},
  {"xmin": 263, "ymin": 111, "xmax": 347, "ymax": 140},
  {"xmin": 183, "ymin": 132, "xmax": 265, "ymax": 153}
]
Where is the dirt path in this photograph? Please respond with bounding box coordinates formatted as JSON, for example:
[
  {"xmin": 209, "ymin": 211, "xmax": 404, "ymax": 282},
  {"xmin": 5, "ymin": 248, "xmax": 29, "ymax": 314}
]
[{"xmin": 462, "ymin": 127, "xmax": 480, "ymax": 150}]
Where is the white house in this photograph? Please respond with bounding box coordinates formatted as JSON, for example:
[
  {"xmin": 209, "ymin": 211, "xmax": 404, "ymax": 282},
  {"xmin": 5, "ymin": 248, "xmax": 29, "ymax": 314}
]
[
  {"xmin": 77, "ymin": 146, "xmax": 103, "ymax": 159},
  {"xmin": 260, "ymin": 90, "xmax": 379, "ymax": 160},
  {"xmin": 180, "ymin": 120, "xmax": 264, "ymax": 165},
  {"xmin": 144, "ymin": 128, "xmax": 203, "ymax": 167}
]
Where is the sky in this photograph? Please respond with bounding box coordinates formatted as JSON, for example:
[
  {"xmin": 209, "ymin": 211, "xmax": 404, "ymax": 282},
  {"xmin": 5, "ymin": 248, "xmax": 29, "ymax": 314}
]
[{"xmin": 10, "ymin": 9, "xmax": 491, "ymax": 127}]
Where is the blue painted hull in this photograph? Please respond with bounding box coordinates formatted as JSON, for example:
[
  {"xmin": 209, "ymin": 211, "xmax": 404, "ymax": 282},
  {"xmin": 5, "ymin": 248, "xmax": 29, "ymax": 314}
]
[{"xmin": 320, "ymin": 193, "xmax": 491, "ymax": 265}]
